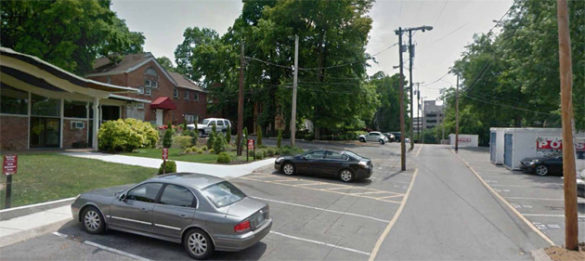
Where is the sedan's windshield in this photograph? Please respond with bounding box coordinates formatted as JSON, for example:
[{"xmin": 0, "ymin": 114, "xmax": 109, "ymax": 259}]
[{"xmin": 202, "ymin": 181, "xmax": 246, "ymax": 208}]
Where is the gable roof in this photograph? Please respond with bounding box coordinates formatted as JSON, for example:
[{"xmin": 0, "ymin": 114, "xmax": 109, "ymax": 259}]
[
  {"xmin": 87, "ymin": 53, "xmax": 178, "ymax": 86},
  {"xmin": 168, "ymin": 71, "xmax": 206, "ymax": 93}
]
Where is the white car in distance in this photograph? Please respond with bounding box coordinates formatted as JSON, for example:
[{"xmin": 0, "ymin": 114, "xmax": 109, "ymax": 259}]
[{"xmin": 359, "ymin": 131, "xmax": 389, "ymax": 145}]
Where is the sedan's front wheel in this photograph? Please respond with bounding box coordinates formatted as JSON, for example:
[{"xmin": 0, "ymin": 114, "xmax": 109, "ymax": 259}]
[
  {"xmin": 282, "ymin": 163, "xmax": 295, "ymax": 176},
  {"xmin": 535, "ymin": 165, "xmax": 549, "ymax": 176},
  {"xmin": 82, "ymin": 206, "xmax": 105, "ymax": 234},
  {"xmin": 379, "ymin": 139, "xmax": 385, "ymax": 145},
  {"xmin": 339, "ymin": 169, "xmax": 354, "ymax": 182},
  {"xmin": 184, "ymin": 229, "xmax": 214, "ymax": 260}
]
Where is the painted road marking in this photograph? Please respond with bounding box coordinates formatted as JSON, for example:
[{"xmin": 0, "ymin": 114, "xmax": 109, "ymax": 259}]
[
  {"xmin": 377, "ymin": 194, "xmax": 404, "ymax": 199},
  {"xmin": 369, "ymin": 168, "xmax": 419, "ymax": 261},
  {"xmin": 238, "ymin": 176, "xmax": 403, "ymax": 204},
  {"xmin": 415, "ymin": 144, "xmax": 423, "ymax": 157},
  {"xmin": 53, "ymin": 232, "xmax": 151, "ymax": 261},
  {"xmin": 270, "ymin": 231, "xmax": 370, "ymax": 256},
  {"xmin": 251, "ymin": 196, "xmax": 388, "ymax": 223},
  {"xmin": 506, "ymin": 197, "xmax": 564, "ymax": 201},
  {"xmin": 521, "ymin": 213, "xmax": 585, "ymax": 218},
  {"xmin": 452, "ymin": 150, "xmax": 556, "ymax": 246}
]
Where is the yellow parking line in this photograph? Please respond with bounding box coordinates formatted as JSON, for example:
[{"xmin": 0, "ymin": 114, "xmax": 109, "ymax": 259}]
[
  {"xmin": 369, "ymin": 168, "xmax": 419, "ymax": 261},
  {"xmin": 376, "ymin": 194, "xmax": 404, "ymax": 199},
  {"xmin": 351, "ymin": 191, "xmax": 404, "ymax": 196}
]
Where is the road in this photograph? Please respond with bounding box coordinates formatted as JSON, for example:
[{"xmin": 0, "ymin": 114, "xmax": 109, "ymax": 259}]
[{"xmin": 1, "ymin": 141, "xmax": 573, "ymax": 260}]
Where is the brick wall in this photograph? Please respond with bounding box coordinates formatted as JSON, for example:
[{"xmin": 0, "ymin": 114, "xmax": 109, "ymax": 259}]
[
  {"xmin": 88, "ymin": 59, "xmax": 207, "ymax": 125},
  {"xmin": 0, "ymin": 116, "xmax": 28, "ymax": 151},
  {"xmin": 62, "ymin": 119, "xmax": 88, "ymax": 148}
]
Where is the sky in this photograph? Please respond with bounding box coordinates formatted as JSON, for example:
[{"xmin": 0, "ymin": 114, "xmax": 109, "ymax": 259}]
[{"xmin": 111, "ymin": 0, "xmax": 514, "ymax": 116}]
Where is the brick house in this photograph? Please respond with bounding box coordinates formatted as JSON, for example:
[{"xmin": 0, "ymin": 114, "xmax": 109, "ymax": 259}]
[{"xmin": 87, "ymin": 53, "xmax": 207, "ymax": 126}]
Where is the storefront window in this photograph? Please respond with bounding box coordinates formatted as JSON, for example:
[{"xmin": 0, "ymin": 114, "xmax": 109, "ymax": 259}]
[
  {"xmin": 31, "ymin": 94, "xmax": 60, "ymax": 117},
  {"xmin": 64, "ymin": 100, "xmax": 87, "ymax": 118},
  {"xmin": 0, "ymin": 85, "xmax": 28, "ymax": 115}
]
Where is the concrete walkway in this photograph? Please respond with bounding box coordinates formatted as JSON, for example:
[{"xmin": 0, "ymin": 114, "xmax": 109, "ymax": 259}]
[
  {"xmin": 62, "ymin": 151, "xmax": 275, "ymax": 179},
  {"xmin": 0, "ymin": 205, "xmax": 71, "ymax": 248}
]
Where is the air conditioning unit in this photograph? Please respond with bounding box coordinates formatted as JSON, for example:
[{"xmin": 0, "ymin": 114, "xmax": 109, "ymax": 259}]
[{"xmin": 70, "ymin": 121, "xmax": 85, "ymax": 130}]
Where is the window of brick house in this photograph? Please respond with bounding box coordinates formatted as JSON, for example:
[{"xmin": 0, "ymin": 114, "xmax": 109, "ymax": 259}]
[
  {"xmin": 184, "ymin": 90, "xmax": 189, "ymax": 100},
  {"xmin": 144, "ymin": 87, "xmax": 152, "ymax": 96},
  {"xmin": 144, "ymin": 67, "xmax": 158, "ymax": 89},
  {"xmin": 64, "ymin": 100, "xmax": 87, "ymax": 118},
  {"xmin": 193, "ymin": 93, "xmax": 199, "ymax": 102},
  {"xmin": 173, "ymin": 88, "xmax": 179, "ymax": 98}
]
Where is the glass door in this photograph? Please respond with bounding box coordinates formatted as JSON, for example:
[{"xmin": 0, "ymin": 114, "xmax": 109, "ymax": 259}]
[{"xmin": 30, "ymin": 117, "xmax": 60, "ymax": 148}]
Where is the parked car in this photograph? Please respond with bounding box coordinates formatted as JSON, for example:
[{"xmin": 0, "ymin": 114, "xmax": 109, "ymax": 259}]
[
  {"xmin": 383, "ymin": 132, "xmax": 396, "ymax": 142},
  {"xmin": 391, "ymin": 132, "xmax": 401, "ymax": 142},
  {"xmin": 187, "ymin": 118, "xmax": 232, "ymax": 135},
  {"xmin": 578, "ymin": 169, "xmax": 585, "ymax": 198},
  {"xmin": 71, "ymin": 173, "xmax": 271, "ymax": 260},
  {"xmin": 520, "ymin": 155, "xmax": 563, "ymax": 176},
  {"xmin": 358, "ymin": 131, "xmax": 389, "ymax": 144},
  {"xmin": 275, "ymin": 150, "xmax": 373, "ymax": 182}
]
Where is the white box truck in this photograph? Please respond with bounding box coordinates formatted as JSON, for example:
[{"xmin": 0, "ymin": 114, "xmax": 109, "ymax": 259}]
[{"xmin": 490, "ymin": 128, "xmax": 506, "ymax": 165}]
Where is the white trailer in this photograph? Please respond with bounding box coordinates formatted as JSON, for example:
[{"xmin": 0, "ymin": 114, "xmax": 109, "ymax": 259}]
[
  {"xmin": 449, "ymin": 134, "xmax": 479, "ymax": 148},
  {"xmin": 490, "ymin": 128, "xmax": 506, "ymax": 165},
  {"xmin": 502, "ymin": 128, "xmax": 585, "ymax": 170}
]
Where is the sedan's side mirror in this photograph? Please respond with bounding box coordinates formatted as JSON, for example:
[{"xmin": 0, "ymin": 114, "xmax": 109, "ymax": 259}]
[{"xmin": 118, "ymin": 193, "xmax": 127, "ymax": 201}]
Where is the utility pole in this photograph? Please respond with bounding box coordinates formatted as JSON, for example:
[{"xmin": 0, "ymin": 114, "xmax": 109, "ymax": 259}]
[
  {"xmin": 396, "ymin": 27, "xmax": 406, "ymax": 171},
  {"xmin": 556, "ymin": 0, "xmax": 578, "ymax": 250},
  {"xmin": 455, "ymin": 74, "xmax": 459, "ymax": 153},
  {"xmin": 442, "ymin": 94, "xmax": 446, "ymax": 143},
  {"xmin": 290, "ymin": 35, "xmax": 299, "ymax": 147},
  {"xmin": 416, "ymin": 83, "xmax": 421, "ymax": 143},
  {"xmin": 408, "ymin": 30, "xmax": 414, "ymax": 150},
  {"xmin": 236, "ymin": 42, "xmax": 245, "ymax": 156}
]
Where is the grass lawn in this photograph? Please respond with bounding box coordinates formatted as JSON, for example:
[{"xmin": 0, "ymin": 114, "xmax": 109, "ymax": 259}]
[
  {"xmin": 0, "ymin": 153, "xmax": 156, "ymax": 208},
  {"xmin": 121, "ymin": 148, "xmax": 266, "ymax": 163}
]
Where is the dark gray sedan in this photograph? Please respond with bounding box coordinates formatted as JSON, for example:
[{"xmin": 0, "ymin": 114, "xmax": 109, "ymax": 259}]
[
  {"xmin": 275, "ymin": 150, "xmax": 373, "ymax": 182},
  {"xmin": 71, "ymin": 173, "xmax": 271, "ymax": 260}
]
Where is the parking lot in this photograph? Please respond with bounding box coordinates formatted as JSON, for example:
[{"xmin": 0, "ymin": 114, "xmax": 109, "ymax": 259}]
[
  {"xmin": 455, "ymin": 147, "xmax": 585, "ymax": 245},
  {"xmin": 1, "ymin": 143, "xmax": 417, "ymax": 261}
]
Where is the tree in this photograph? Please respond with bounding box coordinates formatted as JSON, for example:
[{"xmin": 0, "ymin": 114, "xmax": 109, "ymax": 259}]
[
  {"xmin": 156, "ymin": 56, "xmax": 176, "ymax": 72},
  {"xmin": 174, "ymin": 27, "xmax": 220, "ymax": 80},
  {"xmin": 0, "ymin": 0, "xmax": 144, "ymax": 75},
  {"xmin": 368, "ymin": 72, "xmax": 405, "ymax": 131}
]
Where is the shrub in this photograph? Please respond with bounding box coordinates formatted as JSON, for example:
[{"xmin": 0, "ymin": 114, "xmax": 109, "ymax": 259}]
[
  {"xmin": 249, "ymin": 150, "xmax": 255, "ymax": 158},
  {"xmin": 217, "ymin": 152, "xmax": 231, "ymax": 164},
  {"xmin": 208, "ymin": 148, "xmax": 215, "ymax": 154},
  {"xmin": 158, "ymin": 160, "xmax": 176, "ymax": 174},
  {"xmin": 200, "ymin": 145, "xmax": 208, "ymax": 151},
  {"xmin": 189, "ymin": 130, "xmax": 198, "ymax": 146},
  {"xmin": 266, "ymin": 147, "xmax": 275, "ymax": 157},
  {"xmin": 277, "ymin": 130, "xmax": 282, "ymax": 148},
  {"xmin": 162, "ymin": 129, "xmax": 173, "ymax": 148},
  {"xmin": 255, "ymin": 152, "xmax": 264, "ymax": 160},
  {"xmin": 167, "ymin": 122, "xmax": 172, "ymax": 131},
  {"xmin": 213, "ymin": 133, "xmax": 226, "ymax": 154},
  {"xmin": 226, "ymin": 125, "xmax": 231, "ymax": 144},
  {"xmin": 98, "ymin": 119, "xmax": 159, "ymax": 152},
  {"xmin": 174, "ymin": 135, "xmax": 193, "ymax": 150},
  {"xmin": 279, "ymin": 145, "xmax": 304, "ymax": 156},
  {"xmin": 257, "ymin": 126, "xmax": 262, "ymax": 146},
  {"xmin": 207, "ymin": 131, "xmax": 215, "ymax": 149}
]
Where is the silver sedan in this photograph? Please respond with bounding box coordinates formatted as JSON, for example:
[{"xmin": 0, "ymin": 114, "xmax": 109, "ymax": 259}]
[{"xmin": 71, "ymin": 173, "xmax": 272, "ymax": 260}]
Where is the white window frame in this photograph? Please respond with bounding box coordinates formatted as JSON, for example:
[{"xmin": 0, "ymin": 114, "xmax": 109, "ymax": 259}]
[
  {"xmin": 173, "ymin": 88, "xmax": 179, "ymax": 98},
  {"xmin": 138, "ymin": 87, "xmax": 144, "ymax": 94},
  {"xmin": 144, "ymin": 87, "xmax": 152, "ymax": 96}
]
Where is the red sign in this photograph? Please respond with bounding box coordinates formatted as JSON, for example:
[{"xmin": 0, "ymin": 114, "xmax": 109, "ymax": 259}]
[
  {"xmin": 3, "ymin": 155, "xmax": 17, "ymax": 175},
  {"xmin": 247, "ymin": 139, "xmax": 255, "ymax": 150},
  {"xmin": 162, "ymin": 148, "xmax": 168, "ymax": 160},
  {"xmin": 537, "ymin": 137, "xmax": 585, "ymax": 152}
]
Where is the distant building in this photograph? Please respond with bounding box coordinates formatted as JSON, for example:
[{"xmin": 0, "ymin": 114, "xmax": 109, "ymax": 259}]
[
  {"xmin": 413, "ymin": 117, "xmax": 423, "ymax": 135},
  {"xmin": 423, "ymin": 100, "xmax": 444, "ymax": 130}
]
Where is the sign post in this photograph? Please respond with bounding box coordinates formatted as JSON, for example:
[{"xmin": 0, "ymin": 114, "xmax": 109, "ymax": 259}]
[
  {"xmin": 247, "ymin": 139, "xmax": 255, "ymax": 162},
  {"xmin": 3, "ymin": 154, "xmax": 18, "ymax": 209},
  {"xmin": 162, "ymin": 148, "xmax": 168, "ymax": 174}
]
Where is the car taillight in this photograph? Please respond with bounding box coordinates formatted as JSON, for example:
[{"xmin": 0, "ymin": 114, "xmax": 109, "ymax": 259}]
[{"xmin": 234, "ymin": 220, "xmax": 251, "ymax": 233}]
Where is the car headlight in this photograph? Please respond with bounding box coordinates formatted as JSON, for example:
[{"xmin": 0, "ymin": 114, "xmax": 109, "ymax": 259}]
[
  {"xmin": 275, "ymin": 157, "xmax": 283, "ymax": 163},
  {"xmin": 529, "ymin": 160, "xmax": 539, "ymax": 165},
  {"xmin": 358, "ymin": 161, "xmax": 368, "ymax": 168}
]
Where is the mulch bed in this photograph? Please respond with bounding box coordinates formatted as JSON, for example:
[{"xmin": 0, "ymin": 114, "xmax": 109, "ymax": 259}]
[{"xmin": 545, "ymin": 243, "xmax": 585, "ymax": 261}]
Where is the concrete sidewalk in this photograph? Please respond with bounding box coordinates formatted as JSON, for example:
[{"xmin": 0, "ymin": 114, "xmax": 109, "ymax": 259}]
[
  {"xmin": 62, "ymin": 151, "xmax": 275, "ymax": 179},
  {"xmin": 0, "ymin": 205, "xmax": 71, "ymax": 248}
]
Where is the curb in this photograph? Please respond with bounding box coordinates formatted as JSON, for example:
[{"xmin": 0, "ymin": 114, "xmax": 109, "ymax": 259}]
[
  {"xmin": 0, "ymin": 215, "xmax": 73, "ymax": 248},
  {"xmin": 531, "ymin": 249, "xmax": 553, "ymax": 261},
  {"xmin": 0, "ymin": 197, "xmax": 75, "ymax": 221}
]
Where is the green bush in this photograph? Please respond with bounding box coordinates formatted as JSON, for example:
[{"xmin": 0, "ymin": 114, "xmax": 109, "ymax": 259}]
[
  {"xmin": 249, "ymin": 150, "xmax": 255, "ymax": 158},
  {"xmin": 226, "ymin": 125, "xmax": 231, "ymax": 144},
  {"xmin": 278, "ymin": 145, "xmax": 304, "ymax": 156},
  {"xmin": 266, "ymin": 147, "xmax": 275, "ymax": 157},
  {"xmin": 217, "ymin": 152, "xmax": 231, "ymax": 164},
  {"xmin": 213, "ymin": 133, "xmax": 226, "ymax": 154},
  {"xmin": 257, "ymin": 126, "xmax": 262, "ymax": 146},
  {"xmin": 174, "ymin": 135, "xmax": 193, "ymax": 150},
  {"xmin": 158, "ymin": 160, "xmax": 176, "ymax": 174},
  {"xmin": 162, "ymin": 129, "xmax": 173, "ymax": 148},
  {"xmin": 208, "ymin": 148, "xmax": 215, "ymax": 154},
  {"xmin": 255, "ymin": 152, "xmax": 264, "ymax": 160},
  {"xmin": 98, "ymin": 119, "xmax": 159, "ymax": 152},
  {"xmin": 277, "ymin": 130, "xmax": 282, "ymax": 148},
  {"xmin": 207, "ymin": 131, "xmax": 215, "ymax": 149},
  {"xmin": 189, "ymin": 130, "xmax": 198, "ymax": 146}
]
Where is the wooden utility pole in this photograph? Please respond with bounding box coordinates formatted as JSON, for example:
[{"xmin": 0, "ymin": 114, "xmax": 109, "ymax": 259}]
[
  {"xmin": 417, "ymin": 83, "xmax": 421, "ymax": 143},
  {"xmin": 236, "ymin": 42, "xmax": 245, "ymax": 156},
  {"xmin": 397, "ymin": 27, "xmax": 406, "ymax": 171},
  {"xmin": 408, "ymin": 30, "xmax": 414, "ymax": 150},
  {"xmin": 455, "ymin": 74, "xmax": 459, "ymax": 153},
  {"xmin": 290, "ymin": 35, "xmax": 299, "ymax": 147},
  {"xmin": 556, "ymin": 0, "xmax": 578, "ymax": 250}
]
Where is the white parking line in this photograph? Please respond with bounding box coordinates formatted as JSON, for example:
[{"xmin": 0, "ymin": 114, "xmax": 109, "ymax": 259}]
[
  {"xmin": 521, "ymin": 213, "xmax": 585, "ymax": 219},
  {"xmin": 251, "ymin": 196, "xmax": 387, "ymax": 223},
  {"xmin": 269, "ymin": 231, "xmax": 370, "ymax": 256},
  {"xmin": 52, "ymin": 232, "xmax": 151, "ymax": 261},
  {"xmin": 506, "ymin": 197, "xmax": 564, "ymax": 201}
]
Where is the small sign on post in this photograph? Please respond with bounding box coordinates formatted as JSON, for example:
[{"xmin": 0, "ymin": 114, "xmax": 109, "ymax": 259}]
[
  {"xmin": 162, "ymin": 148, "xmax": 168, "ymax": 174},
  {"xmin": 3, "ymin": 154, "xmax": 18, "ymax": 209}
]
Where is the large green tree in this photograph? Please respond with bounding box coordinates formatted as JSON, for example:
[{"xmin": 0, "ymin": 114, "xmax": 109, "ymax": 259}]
[{"xmin": 0, "ymin": 0, "xmax": 144, "ymax": 75}]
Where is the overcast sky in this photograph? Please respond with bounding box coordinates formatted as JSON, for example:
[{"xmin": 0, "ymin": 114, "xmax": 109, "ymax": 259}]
[{"xmin": 111, "ymin": 0, "xmax": 513, "ymax": 115}]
